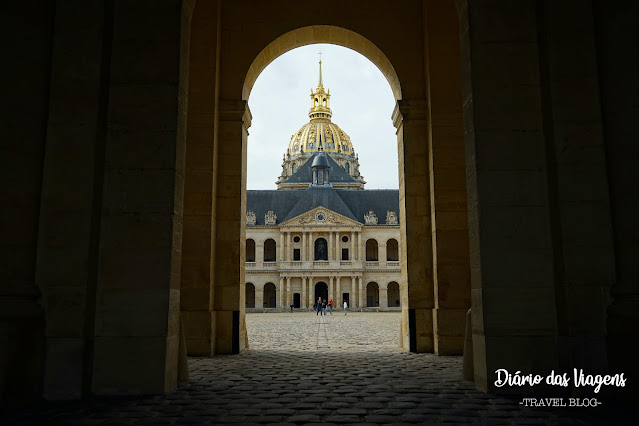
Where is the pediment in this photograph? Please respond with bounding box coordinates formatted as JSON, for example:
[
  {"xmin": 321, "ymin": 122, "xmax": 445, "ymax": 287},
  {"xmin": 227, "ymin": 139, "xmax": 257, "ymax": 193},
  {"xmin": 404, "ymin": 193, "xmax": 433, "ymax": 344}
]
[{"xmin": 280, "ymin": 206, "xmax": 361, "ymax": 227}]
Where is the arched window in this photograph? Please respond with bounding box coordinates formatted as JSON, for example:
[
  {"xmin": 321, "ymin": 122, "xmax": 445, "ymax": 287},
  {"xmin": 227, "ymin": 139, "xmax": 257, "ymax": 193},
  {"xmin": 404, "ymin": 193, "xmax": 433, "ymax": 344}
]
[
  {"xmin": 366, "ymin": 239, "xmax": 378, "ymax": 261},
  {"xmin": 345, "ymin": 162, "xmax": 350, "ymax": 174},
  {"xmin": 366, "ymin": 282, "xmax": 379, "ymax": 307},
  {"xmin": 245, "ymin": 283, "xmax": 255, "ymax": 308},
  {"xmin": 264, "ymin": 239, "xmax": 276, "ymax": 262},
  {"xmin": 263, "ymin": 282, "xmax": 276, "ymax": 308},
  {"xmin": 314, "ymin": 238, "xmax": 328, "ymax": 261},
  {"xmin": 246, "ymin": 239, "xmax": 255, "ymax": 262},
  {"xmin": 387, "ymin": 282, "xmax": 400, "ymax": 307},
  {"xmin": 292, "ymin": 163, "xmax": 297, "ymax": 174},
  {"xmin": 386, "ymin": 238, "xmax": 399, "ymax": 261}
]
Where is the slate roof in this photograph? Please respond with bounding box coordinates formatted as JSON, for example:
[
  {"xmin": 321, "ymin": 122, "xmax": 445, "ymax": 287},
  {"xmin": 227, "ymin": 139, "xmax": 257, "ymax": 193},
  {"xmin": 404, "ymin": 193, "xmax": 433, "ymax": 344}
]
[
  {"xmin": 246, "ymin": 186, "xmax": 400, "ymax": 226},
  {"xmin": 285, "ymin": 151, "xmax": 357, "ymax": 184}
]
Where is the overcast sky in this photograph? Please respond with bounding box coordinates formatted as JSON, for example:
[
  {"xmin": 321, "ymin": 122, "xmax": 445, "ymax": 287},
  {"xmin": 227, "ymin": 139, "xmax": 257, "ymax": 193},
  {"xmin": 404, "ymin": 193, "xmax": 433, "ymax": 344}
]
[{"xmin": 247, "ymin": 44, "xmax": 398, "ymax": 190}]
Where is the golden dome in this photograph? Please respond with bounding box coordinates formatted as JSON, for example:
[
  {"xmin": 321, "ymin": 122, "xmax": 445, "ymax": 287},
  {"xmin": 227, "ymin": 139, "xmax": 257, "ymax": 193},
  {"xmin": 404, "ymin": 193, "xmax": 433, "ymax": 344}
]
[
  {"xmin": 287, "ymin": 120, "xmax": 356, "ymax": 157},
  {"xmin": 277, "ymin": 58, "xmax": 365, "ymax": 190},
  {"xmin": 286, "ymin": 59, "xmax": 356, "ymax": 158}
]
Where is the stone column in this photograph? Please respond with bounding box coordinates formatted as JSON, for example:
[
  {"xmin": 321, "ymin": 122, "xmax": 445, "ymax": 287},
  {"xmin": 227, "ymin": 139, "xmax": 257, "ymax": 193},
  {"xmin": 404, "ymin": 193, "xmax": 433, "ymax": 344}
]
[
  {"xmin": 279, "ymin": 277, "xmax": 284, "ymax": 308},
  {"xmin": 279, "ymin": 233, "xmax": 285, "ymax": 262},
  {"xmin": 358, "ymin": 277, "xmax": 364, "ymax": 309},
  {"xmin": 379, "ymin": 242, "xmax": 387, "ymax": 267},
  {"xmin": 329, "ymin": 232, "xmax": 333, "ymax": 260},
  {"xmin": 351, "ymin": 231, "xmax": 355, "ymax": 260},
  {"xmin": 213, "ymin": 99, "xmax": 251, "ymax": 354},
  {"xmin": 255, "ymin": 287, "xmax": 264, "ymax": 310},
  {"xmin": 393, "ymin": 98, "xmax": 433, "ymax": 354},
  {"xmin": 358, "ymin": 232, "xmax": 364, "ymax": 262},
  {"xmin": 301, "ymin": 232, "xmax": 306, "ymax": 261},
  {"xmin": 329, "ymin": 276, "xmax": 334, "ymax": 305},
  {"xmin": 301, "ymin": 277, "xmax": 307, "ymax": 309},
  {"xmin": 336, "ymin": 276, "xmax": 342, "ymax": 308},
  {"xmin": 380, "ymin": 284, "xmax": 389, "ymax": 311},
  {"xmin": 308, "ymin": 232, "xmax": 313, "ymax": 260},
  {"xmin": 256, "ymin": 242, "xmax": 264, "ymax": 266},
  {"xmin": 286, "ymin": 232, "xmax": 292, "ymax": 261},
  {"xmin": 286, "ymin": 276, "xmax": 291, "ymax": 306},
  {"xmin": 351, "ymin": 276, "xmax": 357, "ymax": 308}
]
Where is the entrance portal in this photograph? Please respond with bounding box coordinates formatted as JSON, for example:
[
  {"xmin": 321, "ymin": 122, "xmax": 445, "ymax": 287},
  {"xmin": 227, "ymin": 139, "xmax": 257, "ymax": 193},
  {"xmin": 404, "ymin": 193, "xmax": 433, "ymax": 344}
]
[
  {"xmin": 293, "ymin": 293, "xmax": 301, "ymax": 309},
  {"xmin": 263, "ymin": 282, "xmax": 276, "ymax": 308},
  {"xmin": 314, "ymin": 281, "xmax": 328, "ymax": 303},
  {"xmin": 366, "ymin": 282, "xmax": 379, "ymax": 307}
]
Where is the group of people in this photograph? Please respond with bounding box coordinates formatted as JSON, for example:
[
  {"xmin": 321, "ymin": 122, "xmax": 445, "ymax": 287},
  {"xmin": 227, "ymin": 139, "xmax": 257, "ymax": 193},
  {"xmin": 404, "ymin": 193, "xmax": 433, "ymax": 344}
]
[
  {"xmin": 314, "ymin": 297, "xmax": 349, "ymax": 315},
  {"xmin": 315, "ymin": 297, "xmax": 332, "ymax": 316}
]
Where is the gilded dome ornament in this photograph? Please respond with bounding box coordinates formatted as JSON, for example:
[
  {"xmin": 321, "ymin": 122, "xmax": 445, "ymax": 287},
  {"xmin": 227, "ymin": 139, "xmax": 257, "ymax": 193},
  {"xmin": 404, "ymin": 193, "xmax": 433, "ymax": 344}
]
[{"xmin": 277, "ymin": 57, "xmax": 366, "ymax": 189}]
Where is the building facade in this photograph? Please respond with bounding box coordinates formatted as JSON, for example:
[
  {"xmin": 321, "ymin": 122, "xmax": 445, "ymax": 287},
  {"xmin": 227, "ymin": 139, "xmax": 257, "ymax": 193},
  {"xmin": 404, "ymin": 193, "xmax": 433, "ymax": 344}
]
[{"xmin": 246, "ymin": 61, "xmax": 400, "ymax": 311}]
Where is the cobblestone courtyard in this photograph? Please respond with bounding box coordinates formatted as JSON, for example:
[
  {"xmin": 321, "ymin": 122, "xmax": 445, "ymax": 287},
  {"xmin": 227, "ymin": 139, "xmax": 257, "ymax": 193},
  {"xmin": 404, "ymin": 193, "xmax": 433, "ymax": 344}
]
[{"xmin": 3, "ymin": 312, "xmax": 628, "ymax": 424}]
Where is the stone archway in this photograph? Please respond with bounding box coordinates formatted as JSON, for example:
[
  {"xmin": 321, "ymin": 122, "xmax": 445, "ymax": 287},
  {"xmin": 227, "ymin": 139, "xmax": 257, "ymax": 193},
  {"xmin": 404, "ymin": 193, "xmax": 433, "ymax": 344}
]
[
  {"xmin": 387, "ymin": 282, "xmax": 400, "ymax": 308},
  {"xmin": 263, "ymin": 283, "xmax": 277, "ymax": 308},
  {"xmin": 246, "ymin": 283, "xmax": 255, "ymax": 309},
  {"xmin": 314, "ymin": 281, "xmax": 329, "ymax": 304},
  {"xmin": 366, "ymin": 282, "xmax": 379, "ymax": 307}
]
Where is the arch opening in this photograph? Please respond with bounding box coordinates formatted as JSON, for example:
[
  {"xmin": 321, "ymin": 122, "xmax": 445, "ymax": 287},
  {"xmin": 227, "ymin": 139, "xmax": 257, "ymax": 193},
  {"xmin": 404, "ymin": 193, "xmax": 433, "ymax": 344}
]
[
  {"xmin": 246, "ymin": 283, "xmax": 256, "ymax": 308},
  {"xmin": 387, "ymin": 282, "xmax": 400, "ymax": 308},
  {"xmin": 263, "ymin": 282, "xmax": 277, "ymax": 308},
  {"xmin": 366, "ymin": 282, "xmax": 379, "ymax": 307},
  {"xmin": 243, "ymin": 26, "xmax": 402, "ymax": 101}
]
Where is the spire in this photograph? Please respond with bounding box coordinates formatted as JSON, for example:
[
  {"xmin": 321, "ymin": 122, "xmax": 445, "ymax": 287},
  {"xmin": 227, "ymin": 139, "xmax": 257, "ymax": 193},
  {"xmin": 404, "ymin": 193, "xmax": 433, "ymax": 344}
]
[{"xmin": 309, "ymin": 55, "xmax": 331, "ymax": 121}]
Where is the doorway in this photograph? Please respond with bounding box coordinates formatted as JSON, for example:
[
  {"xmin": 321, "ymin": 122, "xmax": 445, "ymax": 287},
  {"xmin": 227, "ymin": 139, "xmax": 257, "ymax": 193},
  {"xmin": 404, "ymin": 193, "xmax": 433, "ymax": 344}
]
[{"xmin": 314, "ymin": 281, "xmax": 328, "ymax": 303}]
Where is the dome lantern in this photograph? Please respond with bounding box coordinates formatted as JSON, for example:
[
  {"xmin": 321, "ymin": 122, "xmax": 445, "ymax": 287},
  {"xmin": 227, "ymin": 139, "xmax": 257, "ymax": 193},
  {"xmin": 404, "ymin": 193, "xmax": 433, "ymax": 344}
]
[{"xmin": 309, "ymin": 59, "xmax": 332, "ymax": 121}]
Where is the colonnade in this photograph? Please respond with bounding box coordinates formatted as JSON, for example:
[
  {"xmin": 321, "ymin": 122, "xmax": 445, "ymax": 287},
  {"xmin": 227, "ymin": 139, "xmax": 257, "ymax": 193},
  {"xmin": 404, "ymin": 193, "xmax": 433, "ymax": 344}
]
[{"xmin": 279, "ymin": 230, "xmax": 364, "ymax": 262}]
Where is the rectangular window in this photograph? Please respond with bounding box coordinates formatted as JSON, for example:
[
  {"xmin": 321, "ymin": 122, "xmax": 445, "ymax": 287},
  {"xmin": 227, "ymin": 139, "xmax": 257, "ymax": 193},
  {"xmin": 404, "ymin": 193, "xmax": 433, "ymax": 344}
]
[
  {"xmin": 293, "ymin": 249, "xmax": 301, "ymax": 261},
  {"xmin": 342, "ymin": 248, "xmax": 349, "ymax": 260}
]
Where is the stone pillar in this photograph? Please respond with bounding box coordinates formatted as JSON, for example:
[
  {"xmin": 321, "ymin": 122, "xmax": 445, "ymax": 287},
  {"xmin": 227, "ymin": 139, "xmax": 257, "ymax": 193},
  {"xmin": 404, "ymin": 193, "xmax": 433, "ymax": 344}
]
[
  {"xmin": 350, "ymin": 231, "xmax": 355, "ymax": 260},
  {"xmin": 286, "ymin": 277, "xmax": 291, "ymax": 306},
  {"xmin": 308, "ymin": 232, "xmax": 313, "ymax": 260},
  {"xmin": 380, "ymin": 284, "xmax": 388, "ymax": 311},
  {"xmin": 379, "ymin": 242, "xmax": 387, "ymax": 267},
  {"xmin": 301, "ymin": 232, "xmax": 306, "ymax": 261},
  {"xmin": 31, "ymin": 1, "xmax": 101, "ymax": 399},
  {"xmin": 255, "ymin": 287, "xmax": 264, "ymax": 311},
  {"xmin": 329, "ymin": 276, "xmax": 334, "ymax": 305},
  {"xmin": 393, "ymin": 98, "xmax": 433, "ymax": 353},
  {"xmin": 279, "ymin": 233, "xmax": 285, "ymax": 261},
  {"xmin": 423, "ymin": 0, "xmax": 471, "ymax": 356},
  {"xmin": 336, "ymin": 276, "xmax": 342, "ymax": 308},
  {"xmin": 286, "ymin": 232, "xmax": 292, "ymax": 261},
  {"xmin": 213, "ymin": 99, "xmax": 251, "ymax": 354},
  {"xmin": 279, "ymin": 277, "xmax": 284, "ymax": 308},
  {"xmin": 256, "ymin": 242, "xmax": 264, "ymax": 266},
  {"xmin": 458, "ymin": 0, "xmax": 560, "ymax": 391},
  {"xmin": 358, "ymin": 232, "xmax": 364, "ymax": 262},
  {"xmin": 329, "ymin": 232, "xmax": 333, "ymax": 260},
  {"xmin": 358, "ymin": 277, "xmax": 364, "ymax": 309},
  {"xmin": 90, "ymin": 0, "xmax": 189, "ymax": 395},
  {"xmin": 301, "ymin": 276, "xmax": 307, "ymax": 309}
]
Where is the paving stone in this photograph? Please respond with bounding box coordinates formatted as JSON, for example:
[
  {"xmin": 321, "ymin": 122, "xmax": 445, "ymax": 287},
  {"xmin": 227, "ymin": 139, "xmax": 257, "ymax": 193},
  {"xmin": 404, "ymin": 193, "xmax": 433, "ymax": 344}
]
[{"xmin": 0, "ymin": 313, "xmax": 599, "ymax": 426}]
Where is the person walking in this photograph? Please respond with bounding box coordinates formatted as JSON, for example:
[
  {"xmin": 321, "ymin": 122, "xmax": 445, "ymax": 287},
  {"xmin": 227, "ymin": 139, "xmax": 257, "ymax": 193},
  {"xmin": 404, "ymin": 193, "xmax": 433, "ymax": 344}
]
[
  {"xmin": 328, "ymin": 299, "xmax": 333, "ymax": 315},
  {"xmin": 322, "ymin": 299, "xmax": 327, "ymax": 316},
  {"xmin": 316, "ymin": 298, "xmax": 322, "ymax": 316},
  {"xmin": 343, "ymin": 300, "xmax": 348, "ymax": 315}
]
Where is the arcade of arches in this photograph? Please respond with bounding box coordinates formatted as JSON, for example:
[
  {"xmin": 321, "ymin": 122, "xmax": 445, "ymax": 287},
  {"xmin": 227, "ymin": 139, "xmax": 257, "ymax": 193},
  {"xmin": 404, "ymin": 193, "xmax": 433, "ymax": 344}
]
[{"xmin": 3, "ymin": 0, "xmax": 637, "ymax": 408}]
